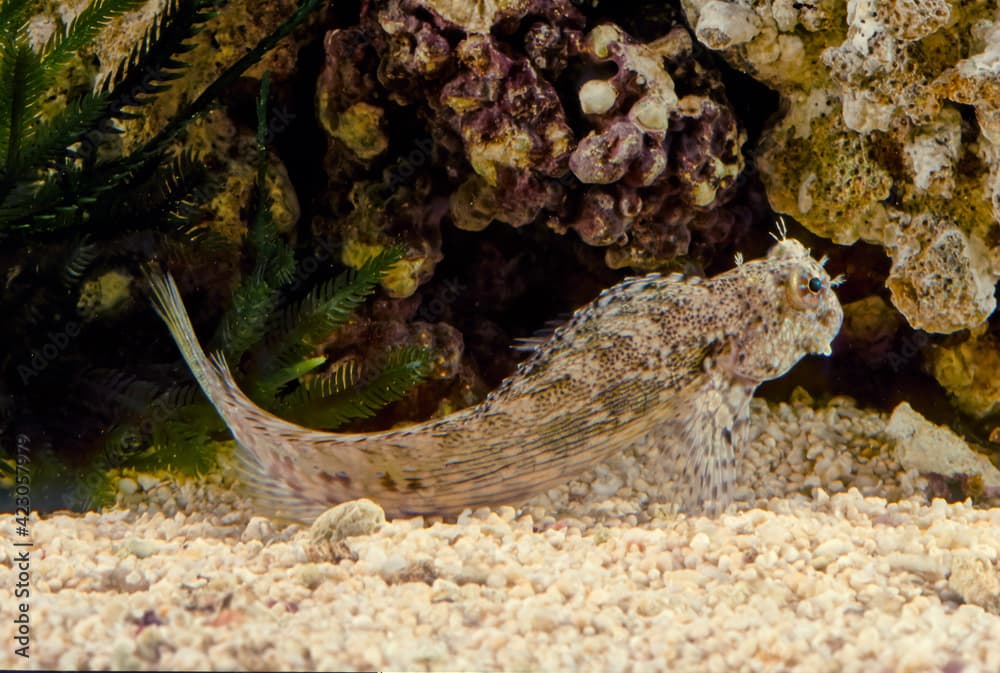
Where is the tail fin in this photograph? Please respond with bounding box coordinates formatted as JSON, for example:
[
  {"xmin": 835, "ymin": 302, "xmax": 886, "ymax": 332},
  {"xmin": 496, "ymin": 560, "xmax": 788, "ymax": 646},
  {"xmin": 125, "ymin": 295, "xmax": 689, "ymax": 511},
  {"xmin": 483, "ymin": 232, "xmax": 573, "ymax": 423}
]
[
  {"xmin": 144, "ymin": 269, "xmax": 238, "ymax": 414},
  {"xmin": 145, "ymin": 268, "xmax": 282, "ymax": 440},
  {"xmin": 145, "ymin": 268, "xmax": 345, "ymax": 521}
]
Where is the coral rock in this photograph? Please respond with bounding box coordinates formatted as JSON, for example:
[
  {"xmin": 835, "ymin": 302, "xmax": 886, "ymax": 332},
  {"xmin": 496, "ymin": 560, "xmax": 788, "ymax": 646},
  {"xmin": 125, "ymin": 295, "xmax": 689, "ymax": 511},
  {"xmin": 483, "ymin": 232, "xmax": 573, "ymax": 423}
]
[
  {"xmin": 565, "ymin": 21, "xmax": 744, "ymax": 267},
  {"xmin": 927, "ymin": 329, "xmax": 1000, "ymax": 419},
  {"xmin": 570, "ymin": 120, "xmax": 646, "ymax": 185},
  {"xmin": 317, "ymin": 1, "xmax": 748, "ymax": 276},
  {"xmin": 410, "ymin": 0, "xmax": 537, "ymax": 35},
  {"xmin": 933, "ymin": 22, "xmax": 1000, "ymax": 145},
  {"xmin": 682, "ymin": 0, "xmax": 1000, "ymax": 331},
  {"xmin": 335, "ymin": 183, "xmax": 445, "ymax": 298},
  {"xmin": 693, "ymin": 0, "xmax": 761, "ymax": 50},
  {"xmin": 886, "ymin": 402, "xmax": 1000, "ymax": 491},
  {"xmin": 838, "ymin": 295, "xmax": 903, "ymax": 366},
  {"xmin": 884, "ymin": 214, "xmax": 997, "ymax": 334},
  {"xmin": 325, "ymin": 102, "xmax": 389, "ymax": 161}
]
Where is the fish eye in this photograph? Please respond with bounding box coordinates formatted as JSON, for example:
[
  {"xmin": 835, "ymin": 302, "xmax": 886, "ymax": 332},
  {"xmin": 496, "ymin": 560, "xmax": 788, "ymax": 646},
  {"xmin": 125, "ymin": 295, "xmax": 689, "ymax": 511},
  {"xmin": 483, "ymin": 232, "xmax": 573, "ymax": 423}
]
[{"xmin": 786, "ymin": 270, "xmax": 823, "ymax": 311}]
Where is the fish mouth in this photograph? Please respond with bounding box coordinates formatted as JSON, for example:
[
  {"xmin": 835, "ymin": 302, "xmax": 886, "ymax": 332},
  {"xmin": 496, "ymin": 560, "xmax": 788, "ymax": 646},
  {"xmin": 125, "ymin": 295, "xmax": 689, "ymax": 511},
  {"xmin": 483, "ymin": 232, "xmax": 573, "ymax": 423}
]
[{"xmin": 813, "ymin": 305, "xmax": 844, "ymax": 356}]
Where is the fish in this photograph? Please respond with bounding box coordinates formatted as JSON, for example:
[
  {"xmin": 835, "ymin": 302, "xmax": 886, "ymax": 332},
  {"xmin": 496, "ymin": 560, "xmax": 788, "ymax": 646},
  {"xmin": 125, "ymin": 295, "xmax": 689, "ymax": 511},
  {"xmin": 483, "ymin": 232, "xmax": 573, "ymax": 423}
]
[{"xmin": 146, "ymin": 230, "xmax": 843, "ymax": 521}]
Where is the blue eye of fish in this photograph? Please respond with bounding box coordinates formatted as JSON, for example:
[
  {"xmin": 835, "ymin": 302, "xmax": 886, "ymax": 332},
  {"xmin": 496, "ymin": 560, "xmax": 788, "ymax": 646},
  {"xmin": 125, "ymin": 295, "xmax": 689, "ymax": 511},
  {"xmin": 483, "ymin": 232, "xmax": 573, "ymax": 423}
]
[{"xmin": 808, "ymin": 277, "xmax": 823, "ymax": 293}]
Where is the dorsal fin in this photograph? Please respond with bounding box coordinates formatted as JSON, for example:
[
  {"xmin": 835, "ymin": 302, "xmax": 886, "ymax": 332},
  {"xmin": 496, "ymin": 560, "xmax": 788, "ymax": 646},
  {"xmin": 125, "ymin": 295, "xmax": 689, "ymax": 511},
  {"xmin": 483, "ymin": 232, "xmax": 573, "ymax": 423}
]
[
  {"xmin": 511, "ymin": 336, "xmax": 547, "ymax": 353},
  {"xmin": 511, "ymin": 315, "xmax": 572, "ymax": 353}
]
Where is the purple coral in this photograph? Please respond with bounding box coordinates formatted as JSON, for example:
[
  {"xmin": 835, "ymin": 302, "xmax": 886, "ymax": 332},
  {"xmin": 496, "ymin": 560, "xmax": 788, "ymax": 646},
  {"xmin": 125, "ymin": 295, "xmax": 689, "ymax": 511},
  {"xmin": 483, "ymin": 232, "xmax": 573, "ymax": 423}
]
[
  {"xmin": 564, "ymin": 24, "xmax": 745, "ymax": 267},
  {"xmin": 317, "ymin": 0, "xmax": 747, "ymax": 276}
]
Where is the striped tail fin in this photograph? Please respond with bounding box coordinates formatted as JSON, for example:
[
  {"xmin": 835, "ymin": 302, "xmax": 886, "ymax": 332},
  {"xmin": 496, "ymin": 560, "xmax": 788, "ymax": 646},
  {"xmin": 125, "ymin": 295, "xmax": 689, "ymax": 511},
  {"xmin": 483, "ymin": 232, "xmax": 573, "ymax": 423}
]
[
  {"xmin": 144, "ymin": 269, "xmax": 361, "ymax": 521},
  {"xmin": 144, "ymin": 269, "xmax": 238, "ymax": 415}
]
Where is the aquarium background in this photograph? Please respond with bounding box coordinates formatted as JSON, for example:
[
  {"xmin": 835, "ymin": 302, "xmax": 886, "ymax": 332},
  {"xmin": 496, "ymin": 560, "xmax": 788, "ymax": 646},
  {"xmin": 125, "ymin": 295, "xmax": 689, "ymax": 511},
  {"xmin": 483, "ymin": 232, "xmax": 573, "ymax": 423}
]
[{"xmin": 2, "ymin": 1, "xmax": 1000, "ymax": 670}]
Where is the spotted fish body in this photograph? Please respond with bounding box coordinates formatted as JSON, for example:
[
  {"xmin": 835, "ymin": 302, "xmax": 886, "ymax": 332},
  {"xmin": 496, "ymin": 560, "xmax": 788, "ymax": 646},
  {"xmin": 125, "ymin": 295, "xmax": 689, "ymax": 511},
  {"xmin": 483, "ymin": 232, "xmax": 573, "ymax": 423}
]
[{"xmin": 147, "ymin": 235, "xmax": 843, "ymax": 521}]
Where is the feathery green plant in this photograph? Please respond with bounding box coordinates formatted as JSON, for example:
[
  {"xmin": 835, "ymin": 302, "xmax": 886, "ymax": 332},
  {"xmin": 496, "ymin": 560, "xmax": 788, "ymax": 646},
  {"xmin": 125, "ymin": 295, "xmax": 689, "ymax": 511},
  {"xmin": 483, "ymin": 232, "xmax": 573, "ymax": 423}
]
[
  {"xmin": 0, "ymin": 0, "xmax": 323, "ymax": 237},
  {"xmin": 0, "ymin": 0, "xmax": 326, "ymax": 512},
  {"xmin": 93, "ymin": 75, "xmax": 433, "ymax": 480}
]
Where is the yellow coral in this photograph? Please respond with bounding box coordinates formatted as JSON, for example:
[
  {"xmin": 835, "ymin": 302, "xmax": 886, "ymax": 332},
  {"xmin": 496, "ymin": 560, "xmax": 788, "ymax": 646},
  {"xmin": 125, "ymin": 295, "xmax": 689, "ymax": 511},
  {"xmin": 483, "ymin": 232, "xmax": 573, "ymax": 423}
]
[
  {"xmin": 322, "ymin": 102, "xmax": 388, "ymax": 160},
  {"xmin": 341, "ymin": 241, "xmax": 422, "ymax": 298}
]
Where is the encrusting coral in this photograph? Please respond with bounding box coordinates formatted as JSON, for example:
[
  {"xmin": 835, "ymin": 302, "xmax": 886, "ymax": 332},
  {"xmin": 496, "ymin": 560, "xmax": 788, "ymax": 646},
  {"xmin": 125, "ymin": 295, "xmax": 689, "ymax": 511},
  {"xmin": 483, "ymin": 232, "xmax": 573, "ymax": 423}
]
[
  {"xmin": 927, "ymin": 328, "xmax": 1000, "ymax": 420},
  {"xmin": 317, "ymin": 0, "xmax": 748, "ymax": 276},
  {"xmin": 680, "ymin": 0, "xmax": 1000, "ymax": 335}
]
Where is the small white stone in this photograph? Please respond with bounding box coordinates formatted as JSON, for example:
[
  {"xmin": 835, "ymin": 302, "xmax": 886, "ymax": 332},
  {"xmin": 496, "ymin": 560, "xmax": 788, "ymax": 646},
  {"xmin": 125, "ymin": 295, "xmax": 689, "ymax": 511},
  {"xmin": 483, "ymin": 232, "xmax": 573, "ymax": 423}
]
[
  {"xmin": 690, "ymin": 532, "xmax": 711, "ymax": 554},
  {"xmin": 949, "ymin": 552, "xmax": 1000, "ymax": 614},
  {"xmin": 241, "ymin": 516, "xmax": 274, "ymax": 542},
  {"xmin": 124, "ymin": 538, "xmax": 158, "ymax": 559},
  {"xmin": 887, "ymin": 552, "xmax": 944, "ymax": 578},
  {"xmin": 117, "ymin": 478, "xmax": 138, "ymax": 496},
  {"xmin": 136, "ymin": 474, "xmax": 160, "ymax": 492},
  {"xmin": 812, "ymin": 538, "xmax": 852, "ymax": 569}
]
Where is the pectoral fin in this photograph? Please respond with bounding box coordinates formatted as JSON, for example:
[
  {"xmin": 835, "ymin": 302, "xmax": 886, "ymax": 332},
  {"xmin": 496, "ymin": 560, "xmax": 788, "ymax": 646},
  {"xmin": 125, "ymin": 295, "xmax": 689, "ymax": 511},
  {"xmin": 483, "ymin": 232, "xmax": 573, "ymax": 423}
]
[{"xmin": 670, "ymin": 376, "xmax": 753, "ymax": 514}]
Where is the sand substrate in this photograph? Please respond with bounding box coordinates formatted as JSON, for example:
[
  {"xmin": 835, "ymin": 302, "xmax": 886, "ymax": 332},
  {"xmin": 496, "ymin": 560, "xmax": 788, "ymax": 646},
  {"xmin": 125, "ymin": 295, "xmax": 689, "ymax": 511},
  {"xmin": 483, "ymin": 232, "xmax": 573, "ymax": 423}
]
[{"xmin": 3, "ymin": 396, "xmax": 1000, "ymax": 672}]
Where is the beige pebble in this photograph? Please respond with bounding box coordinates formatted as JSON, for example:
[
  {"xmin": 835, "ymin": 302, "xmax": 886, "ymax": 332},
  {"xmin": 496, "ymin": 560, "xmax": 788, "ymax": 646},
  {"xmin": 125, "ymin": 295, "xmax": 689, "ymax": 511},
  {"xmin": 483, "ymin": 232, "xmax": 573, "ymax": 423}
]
[
  {"xmin": 949, "ymin": 552, "xmax": 1000, "ymax": 614},
  {"xmin": 124, "ymin": 538, "xmax": 158, "ymax": 559},
  {"xmin": 136, "ymin": 474, "xmax": 160, "ymax": 492},
  {"xmin": 117, "ymin": 478, "xmax": 138, "ymax": 496},
  {"xmin": 309, "ymin": 498, "xmax": 386, "ymax": 546}
]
